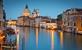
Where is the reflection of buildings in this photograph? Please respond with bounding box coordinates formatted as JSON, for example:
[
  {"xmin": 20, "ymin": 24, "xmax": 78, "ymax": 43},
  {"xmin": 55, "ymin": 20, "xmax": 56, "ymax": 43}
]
[
  {"xmin": 51, "ymin": 30, "xmax": 54, "ymax": 50},
  {"xmin": 59, "ymin": 31, "xmax": 63, "ymax": 47},
  {"xmin": 19, "ymin": 27, "xmax": 30, "ymax": 42},
  {"xmin": 18, "ymin": 27, "xmax": 30, "ymax": 50},
  {"xmin": 76, "ymin": 35, "xmax": 82, "ymax": 50},
  {"xmin": 23, "ymin": 27, "xmax": 30, "ymax": 50},
  {"xmin": 47, "ymin": 30, "xmax": 64, "ymax": 50},
  {"xmin": 23, "ymin": 27, "xmax": 30, "ymax": 40},
  {"xmin": 17, "ymin": 5, "xmax": 57, "ymax": 29},
  {"xmin": 35, "ymin": 28, "xmax": 39, "ymax": 47},
  {"xmin": 16, "ymin": 30, "xmax": 19, "ymax": 50},
  {"xmin": 0, "ymin": 0, "xmax": 6, "ymax": 29},
  {"xmin": 47, "ymin": 30, "xmax": 55, "ymax": 50},
  {"xmin": 62, "ymin": 8, "xmax": 82, "ymax": 33}
]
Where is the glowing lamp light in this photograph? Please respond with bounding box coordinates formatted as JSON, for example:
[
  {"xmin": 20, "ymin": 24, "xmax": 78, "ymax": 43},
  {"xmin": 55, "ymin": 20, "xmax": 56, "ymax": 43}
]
[{"xmin": 15, "ymin": 29, "xmax": 19, "ymax": 34}]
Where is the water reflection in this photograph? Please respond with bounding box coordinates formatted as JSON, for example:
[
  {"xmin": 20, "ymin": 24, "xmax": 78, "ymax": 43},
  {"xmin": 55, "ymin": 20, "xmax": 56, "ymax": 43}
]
[
  {"xmin": 21, "ymin": 27, "xmax": 30, "ymax": 50},
  {"xmin": 46, "ymin": 30, "xmax": 63, "ymax": 50},
  {"xmin": 35, "ymin": 28, "xmax": 39, "ymax": 47},
  {"xmin": 76, "ymin": 35, "xmax": 82, "ymax": 50},
  {"xmin": 49, "ymin": 30, "xmax": 55, "ymax": 50},
  {"xmin": 59, "ymin": 31, "xmax": 63, "ymax": 48},
  {"xmin": 16, "ymin": 30, "xmax": 19, "ymax": 50},
  {"xmin": 8, "ymin": 27, "xmax": 82, "ymax": 50}
]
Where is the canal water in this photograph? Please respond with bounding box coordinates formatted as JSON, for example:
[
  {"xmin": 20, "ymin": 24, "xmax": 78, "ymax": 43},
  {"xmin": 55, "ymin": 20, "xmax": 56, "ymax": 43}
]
[{"xmin": 15, "ymin": 27, "xmax": 82, "ymax": 50}]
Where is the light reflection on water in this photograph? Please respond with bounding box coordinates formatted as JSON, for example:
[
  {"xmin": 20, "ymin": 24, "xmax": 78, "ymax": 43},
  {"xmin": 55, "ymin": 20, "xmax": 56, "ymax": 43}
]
[
  {"xmin": 60, "ymin": 31, "xmax": 63, "ymax": 48},
  {"xmin": 5, "ymin": 27, "xmax": 82, "ymax": 50},
  {"xmin": 16, "ymin": 31, "xmax": 19, "ymax": 50},
  {"xmin": 35, "ymin": 28, "xmax": 39, "ymax": 47},
  {"xmin": 50, "ymin": 30, "xmax": 54, "ymax": 50}
]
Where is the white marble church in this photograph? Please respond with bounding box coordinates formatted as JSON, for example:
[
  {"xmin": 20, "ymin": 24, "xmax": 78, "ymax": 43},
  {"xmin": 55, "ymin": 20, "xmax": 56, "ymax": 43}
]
[{"xmin": 17, "ymin": 5, "xmax": 41, "ymax": 27}]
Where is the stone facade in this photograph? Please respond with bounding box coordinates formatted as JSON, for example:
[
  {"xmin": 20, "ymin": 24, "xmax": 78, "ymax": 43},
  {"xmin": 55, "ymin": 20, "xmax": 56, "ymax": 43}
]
[
  {"xmin": 17, "ymin": 5, "xmax": 57, "ymax": 29},
  {"xmin": 62, "ymin": 8, "xmax": 82, "ymax": 33}
]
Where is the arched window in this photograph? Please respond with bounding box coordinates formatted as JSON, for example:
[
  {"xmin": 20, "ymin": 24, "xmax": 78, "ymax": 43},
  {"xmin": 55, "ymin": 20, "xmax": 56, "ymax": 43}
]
[
  {"xmin": 0, "ymin": 21, "xmax": 1, "ymax": 26},
  {"xmin": 81, "ymin": 22, "xmax": 82, "ymax": 26},
  {"xmin": 74, "ymin": 22, "xmax": 76, "ymax": 26}
]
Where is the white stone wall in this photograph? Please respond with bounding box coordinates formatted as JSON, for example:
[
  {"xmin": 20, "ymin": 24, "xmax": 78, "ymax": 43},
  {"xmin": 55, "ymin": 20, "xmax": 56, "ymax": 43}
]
[{"xmin": 35, "ymin": 18, "xmax": 41, "ymax": 27}]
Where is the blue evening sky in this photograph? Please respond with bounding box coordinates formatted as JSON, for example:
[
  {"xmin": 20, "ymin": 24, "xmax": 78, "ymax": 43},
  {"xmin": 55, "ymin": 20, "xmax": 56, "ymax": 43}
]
[{"xmin": 3, "ymin": 0, "xmax": 82, "ymax": 19}]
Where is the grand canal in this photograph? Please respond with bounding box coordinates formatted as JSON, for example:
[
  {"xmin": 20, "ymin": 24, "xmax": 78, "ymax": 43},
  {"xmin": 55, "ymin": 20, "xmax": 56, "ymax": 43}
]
[
  {"xmin": 17, "ymin": 27, "xmax": 82, "ymax": 50},
  {"xmin": 1, "ymin": 26, "xmax": 82, "ymax": 50}
]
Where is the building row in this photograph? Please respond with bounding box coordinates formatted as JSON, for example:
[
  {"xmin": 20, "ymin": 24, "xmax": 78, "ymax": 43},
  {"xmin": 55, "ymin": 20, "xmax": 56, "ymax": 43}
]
[
  {"xmin": 57, "ymin": 8, "xmax": 82, "ymax": 34},
  {"xmin": 16, "ymin": 5, "xmax": 57, "ymax": 29},
  {"xmin": 6, "ymin": 4, "xmax": 82, "ymax": 33}
]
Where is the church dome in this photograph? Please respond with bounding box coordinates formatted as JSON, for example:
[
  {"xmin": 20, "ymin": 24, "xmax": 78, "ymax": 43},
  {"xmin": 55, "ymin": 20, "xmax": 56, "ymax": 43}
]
[{"xmin": 22, "ymin": 5, "xmax": 30, "ymax": 16}]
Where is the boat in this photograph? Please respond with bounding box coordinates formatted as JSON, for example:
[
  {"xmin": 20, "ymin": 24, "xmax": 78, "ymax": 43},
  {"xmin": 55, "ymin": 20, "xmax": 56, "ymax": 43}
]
[{"xmin": 5, "ymin": 27, "xmax": 16, "ymax": 35}]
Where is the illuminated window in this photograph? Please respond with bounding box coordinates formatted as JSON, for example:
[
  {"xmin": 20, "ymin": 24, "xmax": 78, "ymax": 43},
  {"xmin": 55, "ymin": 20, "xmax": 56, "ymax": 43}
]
[
  {"xmin": 0, "ymin": 21, "xmax": 1, "ymax": 26},
  {"xmin": 74, "ymin": 22, "xmax": 76, "ymax": 26},
  {"xmin": 81, "ymin": 16, "xmax": 82, "ymax": 20},
  {"xmin": 68, "ymin": 22, "xmax": 69, "ymax": 26},
  {"xmin": 81, "ymin": 22, "xmax": 82, "ymax": 26}
]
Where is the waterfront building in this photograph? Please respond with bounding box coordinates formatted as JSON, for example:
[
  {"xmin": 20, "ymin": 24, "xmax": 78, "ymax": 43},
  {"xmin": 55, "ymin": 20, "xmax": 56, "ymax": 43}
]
[
  {"xmin": 17, "ymin": 16, "xmax": 23, "ymax": 26},
  {"xmin": 46, "ymin": 19, "xmax": 57, "ymax": 29},
  {"xmin": 57, "ymin": 14, "xmax": 63, "ymax": 30},
  {"xmin": 32, "ymin": 9, "xmax": 40, "ymax": 18},
  {"xmin": 46, "ymin": 23, "xmax": 57, "ymax": 29},
  {"xmin": 17, "ymin": 16, "xmax": 30, "ymax": 26},
  {"xmin": 17, "ymin": 5, "xmax": 41, "ymax": 27},
  {"xmin": 0, "ymin": 0, "xmax": 6, "ymax": 29},
  {"xmin": 17, "ymin": 5, "xmax": 57, "ymax": 29},
  {"xmin": 34, "ymin": 16, "xmax": 41, "ymax": 27},
  {"xmin": 62, "ymin": 8, "xmax": 82, "ymax": 33},
  {"xmin": 7, "ymin": 19, "xmax": 17, "ymax": 26},
  {"xmin": 22, "ymin": 5, "xmax": 30, "ymax": 17},
  {"xmin": 39, "ymin": 16, "xmax": 49, "ymax": 28},
  {"xmin": 17, "ymin": 5, "xmax": 30, "ymax": 26},
  {"xmin": 39, "ymin": 17, "xmax": 57, "ymax": 29}
]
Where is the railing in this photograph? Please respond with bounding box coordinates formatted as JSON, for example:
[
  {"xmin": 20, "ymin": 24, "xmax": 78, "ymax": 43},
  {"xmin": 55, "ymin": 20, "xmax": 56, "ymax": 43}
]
[{"xmin": 0, "ymin": 40, "xmax": 17, "ymax": 50}]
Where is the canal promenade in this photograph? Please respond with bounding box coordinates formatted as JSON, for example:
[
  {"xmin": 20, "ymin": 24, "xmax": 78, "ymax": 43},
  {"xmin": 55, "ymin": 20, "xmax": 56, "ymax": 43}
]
[{"xmin": 0, "ymin": 27, "xmax": 17, "ymax": 50}]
